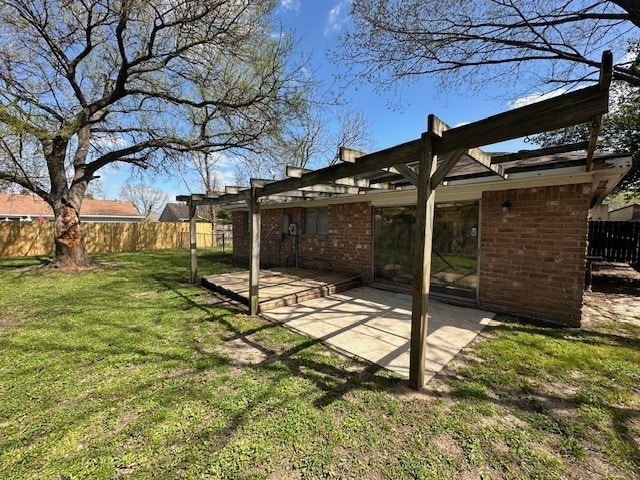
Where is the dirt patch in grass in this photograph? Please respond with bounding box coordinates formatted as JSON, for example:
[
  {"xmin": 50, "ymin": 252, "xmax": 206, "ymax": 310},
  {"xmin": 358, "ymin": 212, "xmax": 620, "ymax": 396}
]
[
  {"xmin": 583, "ymin": 262, "xmax": 640, "ymax": 329},
  {"xmin": 0, "ymin": 316, "xmax": 21, "ymax": 329},
  {"xmin": 0, "ymin": 307, "xmax": 24, "ymax": 329},
  {"xmin": 130, "ymin": 291, "xmax": 164, "ymax": 300},
  {"xmin": 219, "ymin": 337, "xmax": 272, "ymax": 366}
]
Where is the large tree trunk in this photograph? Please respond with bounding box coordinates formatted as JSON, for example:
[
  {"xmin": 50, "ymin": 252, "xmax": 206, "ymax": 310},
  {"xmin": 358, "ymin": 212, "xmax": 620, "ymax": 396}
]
[{"xmin": 51, "ymin": 203, "xmax": 93, "ymax": 268}]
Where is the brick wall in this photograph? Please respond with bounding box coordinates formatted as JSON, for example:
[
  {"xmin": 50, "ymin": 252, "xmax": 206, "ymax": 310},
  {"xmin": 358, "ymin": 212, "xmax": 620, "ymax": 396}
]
[
  {"xmin": 478, "ymin": 184, "xmax": 592, "ymax": 326},
  {"xmin": 233, "ymin": 185, "xmax": 591, "ymax": 326},
  {"xmin": 232, "ymin": 202, "xmax": 373, "ymax": 282}
]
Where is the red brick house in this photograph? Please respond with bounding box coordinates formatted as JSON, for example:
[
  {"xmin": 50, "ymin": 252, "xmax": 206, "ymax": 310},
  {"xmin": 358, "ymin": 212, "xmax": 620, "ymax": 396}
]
[{"xmin": 231, "ymin": 151, "xmax": 631, "ymax": 327}]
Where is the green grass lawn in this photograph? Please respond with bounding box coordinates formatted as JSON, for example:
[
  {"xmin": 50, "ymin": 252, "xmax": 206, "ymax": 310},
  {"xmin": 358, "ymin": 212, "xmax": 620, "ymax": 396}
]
[{"xmin": 1, "ymin": 249, "xmax": 639, "ymax": 479}]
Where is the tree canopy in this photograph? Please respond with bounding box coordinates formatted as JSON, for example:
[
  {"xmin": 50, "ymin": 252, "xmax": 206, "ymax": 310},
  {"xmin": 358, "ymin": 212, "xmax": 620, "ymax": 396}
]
[
  {"xmin": 340, "ymin": 0, "xmax": 640, "ymax": 92},
  {"xmin": 119, "ymin": 183, "xmax": 170, "ymax": 216},
  {"xmin": 0, "ymin": 0, "xmax": 303, "ymax": 265}
]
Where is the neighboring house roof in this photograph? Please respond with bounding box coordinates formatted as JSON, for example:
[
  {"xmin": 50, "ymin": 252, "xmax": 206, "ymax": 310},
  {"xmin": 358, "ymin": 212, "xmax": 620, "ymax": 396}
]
[
  {"xmin": 144, "ymin": 211, "xmax": 162, "ymax": 222},
  {"xmin": 159, "ymin": 202, "xmax": 189, "ymax": 222},
  {"xmin": 0, "ymin": 194, "xmax": 144, "ymax": 221}
]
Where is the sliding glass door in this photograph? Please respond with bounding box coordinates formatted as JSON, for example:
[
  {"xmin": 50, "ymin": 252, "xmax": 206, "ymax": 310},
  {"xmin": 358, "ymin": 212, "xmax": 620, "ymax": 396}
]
[{"xmin": 373, "ymin": 202, "xmax": 479, "ymax": 299}]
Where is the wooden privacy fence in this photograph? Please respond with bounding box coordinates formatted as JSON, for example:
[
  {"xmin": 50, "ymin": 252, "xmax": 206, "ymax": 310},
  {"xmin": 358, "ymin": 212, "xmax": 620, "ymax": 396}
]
[
  {"xmin": 588, "ymin": 221, "xmax": 640, "ymax": 263},
  {"xmin": 0, "ymin": 221, "xmax": 216, "ymax": 257}
]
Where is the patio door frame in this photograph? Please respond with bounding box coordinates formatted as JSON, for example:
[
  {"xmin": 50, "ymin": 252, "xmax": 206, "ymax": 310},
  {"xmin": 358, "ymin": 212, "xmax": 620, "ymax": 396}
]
[{"xmin": 372, "ymin": 201, "xmax": 481, "ymax": 302}]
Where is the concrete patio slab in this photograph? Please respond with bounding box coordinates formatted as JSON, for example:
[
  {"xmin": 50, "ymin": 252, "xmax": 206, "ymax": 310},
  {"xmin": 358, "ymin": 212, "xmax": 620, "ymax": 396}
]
[{"xmin": 262, "ymin": 286, "xmax": 496, "ymax": 383}]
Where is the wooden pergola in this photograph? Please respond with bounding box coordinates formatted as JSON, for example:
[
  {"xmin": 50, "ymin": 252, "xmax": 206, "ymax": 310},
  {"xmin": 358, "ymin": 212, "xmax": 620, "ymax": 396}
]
[{"xmin": 178, "ymin": 52, "xmax": 613, "ymax": 390}]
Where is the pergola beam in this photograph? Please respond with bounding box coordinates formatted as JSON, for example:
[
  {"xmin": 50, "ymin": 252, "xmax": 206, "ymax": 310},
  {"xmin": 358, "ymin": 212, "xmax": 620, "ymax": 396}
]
[
  {"xmin": 391, "ymin": 164, "xmax": 419, "ymax": 186},
  {"xmin": 339, "ymin": 146, "xmax": 367, "ymax": 163},
  {"xmin": 178, "ymin": 52, "xmax": 613, "ymax": 392},
  {"xmin": 248, "ymin": 189, "xmax": 261, "ymax": 316},
  {"xmin": 438, "ymin": 85, "xmax": 609, "ymax": 153},
  {"xmin": 430, "ymin": 148, "xmax": 467, "ymax": 189},
  {"xmin": 409, "ymin": 130, "xmax": 438, "ymax": 390},
  {"xmin": 225, "ymin": 186, "xmax": 249, "ymax": 195},
  {"xmin": 430, "ymin": 115, "xmax": 505, "ymax": 180},
  {"xmin": 286, "ymin": 166, "xmax": 313, "ymax": 178}
]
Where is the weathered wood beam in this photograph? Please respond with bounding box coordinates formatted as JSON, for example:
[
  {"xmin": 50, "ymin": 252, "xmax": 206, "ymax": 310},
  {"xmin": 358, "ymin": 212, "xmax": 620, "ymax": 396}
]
[
  {"xmin": 248, "ymin": 189, "xmax": 261, "ymax": 316},
  {"xmin": 250, "ymin": 178, "xmax": 276, "ymax": 189},
  {"xmin": 225, "ymin": 185, "xmax": 250, "ymax": 195},
  {"xmin": 339, "ymin": 146, "xmax": 366, "ymax": 163},
  {"xmin": 467, "ymin": 148, "xmax": 505, "ymax": 178},
  {"xmin": 439, "ymin": 86, "xmax": 609, "ymax": 153},
  {"xmin": 286, "ymin": 166, "xmax": 313, "ymax": 178},
  {"xmin": 260, "ymin": 193, "xmax": 327, "ymax": 203},
  {"xmin": 334, "ymin": 176, "xmax": 372, "ymax": 188},
  {"xmin": 587, "ymin": 51, "xmax": 613, "ymax": 172},
  {"xmin": 599, "ymin": 50, "xmax": 614, "ymax": 90},
  {"xmin": 491, "ymin": 141, "xmax": 590, "ymax": 163},
  {"xmin": 342, "ymin": 145, "xmax": 420, "ymax": 187},
  {"xmin": 430, "ymin": 148, "xmax": 467, "ymax": 189},
  {"xmin": 288, "ymin": 164, "xmax": 377, "ymax": 189},
  {"xmin": 430, "ymin": 115, "xmax": 505, "ymax": 181},
  {"xmin": 300, "ymin": 184, "xmax": 361, "ymax": 195},
  {"xmin": 256, "ymin": 139, "xmax": 422, "ymax": 198},
  {"xmin": 262, "ymin": 190, "xmax": 328, "ymax": 199},
  {"xmin": 586, "ymin": 116, "xmax": 603, "ymax": 172},
  {"xmin": 409, "ymin": 131, "xmax": 438, "ymax": 390},
  {"xmin": 188, "ymin": 203, "xmax": 198, "ymax": 284},
  {"xmin": 391, "ymin": 164, "xmax": 419, "ymax": 186}
]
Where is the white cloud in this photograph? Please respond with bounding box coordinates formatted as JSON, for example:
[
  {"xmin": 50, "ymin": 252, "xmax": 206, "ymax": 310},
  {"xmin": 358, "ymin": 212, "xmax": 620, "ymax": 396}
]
[
  {"xmin": 454, "ymin": 121, "xmax": 470, "ymax": 128},
  {"xmin": 324, "ymin": 1, "xmax": 351, "ymax": 35},
  {"xmin": 508, "ymin": 88, "xmax": 567, "ymax": 109},
  {"xmin": 281, "ymin": 0, "xmax": 300, "ymax": 12},
  {"xmin": 90, "ymin": 133, "xmax": 127, "ymax": 150}
]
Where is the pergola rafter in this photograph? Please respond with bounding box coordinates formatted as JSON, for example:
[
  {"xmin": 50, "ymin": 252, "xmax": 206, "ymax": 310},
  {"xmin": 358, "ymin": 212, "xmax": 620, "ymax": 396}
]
[{"xmin": 177, "ymin": 51, "xmax": 614, "ymax": 391}]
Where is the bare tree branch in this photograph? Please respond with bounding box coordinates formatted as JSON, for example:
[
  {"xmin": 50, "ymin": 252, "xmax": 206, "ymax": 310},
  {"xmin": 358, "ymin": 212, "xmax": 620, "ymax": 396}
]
[
  {"xmin": 0, "ymin": 0, "xmax": 306, "ymax": 264},
  {"xmin": 339, "ymin": 0, "xmax": 640, "ymax": 92}
]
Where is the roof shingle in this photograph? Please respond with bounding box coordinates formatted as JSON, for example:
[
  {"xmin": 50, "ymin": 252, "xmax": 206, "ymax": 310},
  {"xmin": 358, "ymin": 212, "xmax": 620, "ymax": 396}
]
[{"xmin": 0, "ymin": 194, "xmax": 141, "ymax": 218}]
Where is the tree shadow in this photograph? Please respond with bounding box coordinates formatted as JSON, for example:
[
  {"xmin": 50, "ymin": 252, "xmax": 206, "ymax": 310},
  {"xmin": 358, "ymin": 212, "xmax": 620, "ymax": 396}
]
[
  {"xmin": 0, "ymin": 256, "xmax": 52, "ymax": 271},
  {"xmin": 153, "ymin": 275, "xmax": 400, "ymax": 409},
  {"xmin": 426, "ymin": 320, "xmax": 640, "ymax": 473}
]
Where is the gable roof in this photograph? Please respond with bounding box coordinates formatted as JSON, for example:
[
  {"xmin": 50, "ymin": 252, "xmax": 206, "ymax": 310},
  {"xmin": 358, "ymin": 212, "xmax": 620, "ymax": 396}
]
[
  {"xmin": 159, "ymin": 202, "xmax": 189, "ymax": 222},
  {"xmin": 0, "ymin": 194, "xmax": 142, "ymax": 218}
]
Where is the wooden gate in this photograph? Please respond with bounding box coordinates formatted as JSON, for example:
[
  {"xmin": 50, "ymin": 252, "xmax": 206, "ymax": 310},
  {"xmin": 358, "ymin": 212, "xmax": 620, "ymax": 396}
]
[{"xmin": 588, "ymin": 221, "xmax": 640, "ymax": 263}]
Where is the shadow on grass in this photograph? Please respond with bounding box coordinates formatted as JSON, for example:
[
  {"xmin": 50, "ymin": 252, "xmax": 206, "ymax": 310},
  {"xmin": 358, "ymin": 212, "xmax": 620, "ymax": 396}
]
[
  {"xmin": 0, "ymin": 256, "xmax": 52, "ymax": 271},
  {"xmin": 426, "ymin": 321, "xmax": 640, "ymax": 471},
  {"xmin": 153, "ymin": 274, "xmax": 400, "ymax": 409}
]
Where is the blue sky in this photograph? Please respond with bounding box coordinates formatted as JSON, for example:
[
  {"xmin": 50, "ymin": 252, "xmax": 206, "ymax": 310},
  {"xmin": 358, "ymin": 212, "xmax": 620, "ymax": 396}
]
[
  {"xmin": 277, "ymin": 1, "xmax": 540, "ymax": 147},
  {"xmin": 100, "ymin": 1, "xmax": 548, "ymax": 201}
]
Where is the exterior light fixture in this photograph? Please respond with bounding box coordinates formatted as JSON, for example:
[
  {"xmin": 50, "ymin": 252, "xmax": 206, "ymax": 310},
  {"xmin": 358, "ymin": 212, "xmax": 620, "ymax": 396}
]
[{"xmin": 502, "ymin": 200, "xmax": 512, "ymax": 213}]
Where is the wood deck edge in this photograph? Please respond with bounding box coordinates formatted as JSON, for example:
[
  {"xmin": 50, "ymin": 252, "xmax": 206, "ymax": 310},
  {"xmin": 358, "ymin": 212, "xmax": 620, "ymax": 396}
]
[
  {"xmin": 200, "ymin": 277, "xmax": 250, "ymax": 307},
  {"xmin": 259, "ymin": 277, "xmax": 362, "ymax": 312}
]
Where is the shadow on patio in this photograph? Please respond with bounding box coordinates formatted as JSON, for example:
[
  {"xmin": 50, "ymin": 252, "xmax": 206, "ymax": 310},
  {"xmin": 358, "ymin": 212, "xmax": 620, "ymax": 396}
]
[{"xmin": 202, "ymin": 267, "xmax": 496, "ymax": 382}]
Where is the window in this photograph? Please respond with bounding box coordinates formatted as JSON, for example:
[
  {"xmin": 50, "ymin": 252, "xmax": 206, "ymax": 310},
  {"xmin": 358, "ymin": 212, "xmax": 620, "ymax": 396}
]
[{"xmin": 304, "ymin": 207, "xmax": 328, "ymax": 234}]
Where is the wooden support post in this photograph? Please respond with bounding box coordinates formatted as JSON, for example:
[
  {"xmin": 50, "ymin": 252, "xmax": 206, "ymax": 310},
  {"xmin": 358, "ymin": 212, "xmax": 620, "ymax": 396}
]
[
  {"xmin": 409, "ymin": 130, "xmax": 438, "ymax": 390},
  {"xmin": 189, "ymin": 203, "xmax": 198, "ymax": 284},
  {"xmin": 248, "ymin": 189, "xmax": 261, "ymax": 316}
]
